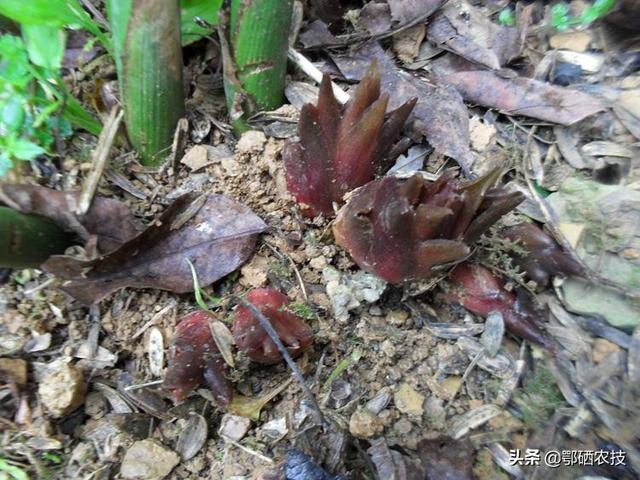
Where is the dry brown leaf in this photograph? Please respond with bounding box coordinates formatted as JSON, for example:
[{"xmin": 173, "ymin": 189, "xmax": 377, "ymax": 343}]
[
  {"xmin": 44, "ymin": 193, "xmax": 267, "ymax": 305},
  {"xmin": 0, "ymin": 184, "xmax": 141, "ymax": 254}
]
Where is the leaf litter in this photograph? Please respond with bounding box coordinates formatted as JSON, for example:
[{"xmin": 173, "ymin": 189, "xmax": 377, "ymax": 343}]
[{"xmin": 6, "ymin": 1, "xmax": 640, "ymax": 479}]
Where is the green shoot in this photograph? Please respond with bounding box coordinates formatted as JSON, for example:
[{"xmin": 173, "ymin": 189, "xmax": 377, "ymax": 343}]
[
  {"xmin": 187, "ymin": 258, "xmax": 221, "ymax": 312},
  {"xmin": 323, "ymin": 350, "xmax": 362, "ymax": 391},
  {"xmin": 512, "ymin": 366, "xmax": 565, "ymax": 430}
]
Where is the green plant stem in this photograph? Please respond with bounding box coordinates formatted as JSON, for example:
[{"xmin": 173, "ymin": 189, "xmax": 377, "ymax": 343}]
[
  {"xmin": 106, "ymin": 0, "xmax": 185, "ymax": 165},
  {"xmin": 222, "ymin": 0, "xmax": 293, "ymax": 133},
  {"xmin": 0, "ymin": 207, "xmax": 75, "ymax": 268}
]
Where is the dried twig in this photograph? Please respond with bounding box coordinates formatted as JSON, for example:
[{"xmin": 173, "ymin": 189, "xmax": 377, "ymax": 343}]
[
  {"xmin": 76, "ymin": 107, "xmax": 123, "ymax": 215},
  {"xmin": 287, "ymin": 48, "xmax": 350, "ymax": 104}
]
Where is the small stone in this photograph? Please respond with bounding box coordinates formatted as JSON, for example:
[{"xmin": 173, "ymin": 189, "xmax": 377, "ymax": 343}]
[
  {"xmin": 549, "ymin": 31, "xmax": 592, "ymax": 52},
  {"xmin": 236, "ymin": 130, "xmax": 267, "ymax": 155},
  {"xmin": 440, "ymin": 376, "xmax": 462, "ymax": 401},
  {"xmin": 240, "ymin": 256, "xmax": 270, "ymax": 288},
  {"xmin": 365, "ymin": 389, "xmax": 392, "ymax": 415},
  {"xmin": 219, "ymin": 414, "xmax": 252, "ymax": 442},
  {"xmin": 469, "ymin": 116, "xmax": 497, "ymax": 152},
  {"xmin": 385, "ymin": 310, "xmax": 409, "ymax": 326},
  {"xmin": 120, "ymin": 439, "xmax": 180, "ymax": 479},
  {"xmin": 394, "ymin": 383, "xmax": 424, "ymax": 417},
  {"xmin": 0, "ymin": 358, "xmax": 28, "ymax": 387},
  {"xmin": 180, "ymin": 145, "xmax": 210, "ymax": 171},
  {"xmin": 393, "ymin": 418, "xmax": 413, "ymax": 435},
  {"xmin": 380, "ymin": 340, "xmax": 396, "ymax": 358},
  {"xmin": 349, "ymin": 409, "xmax": 383, "ymax": 439},
  {"xmin": 38, "ymin": 359, "xmax": 85, "ymax": 418},
  {"xmin": 592, "ymin": 338, "xmax": 620, "ymax": 363},
  {"xmin": 309, "ymin": 256, "xmax": 327, "ymax": 270}
]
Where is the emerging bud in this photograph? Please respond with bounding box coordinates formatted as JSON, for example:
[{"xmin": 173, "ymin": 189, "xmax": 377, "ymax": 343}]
[
  {"xmin": 502, "ymin": 223, "xmax": 583, "ymax": 287},
  {"xmin": 333, "ymin": 169, "xmax": 523, "ymax": 283},
  {"xmin": 447, "ymin": 262, "xmax": 555, "ymax": 352},
  {"xmin": 164, "ymin": 311, "xmax": 233, "ymax": 405},
  {"xmin": 283, "ymin": 64, "xmax": 417, "ymax": 217},
  {"xmin": 233, "ymin": 288, "xmax": 314, "ymax": 364}
]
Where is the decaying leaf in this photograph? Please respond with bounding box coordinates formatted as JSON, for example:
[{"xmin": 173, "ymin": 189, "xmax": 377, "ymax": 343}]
[
  {"xmin": 163, "ymin": 311, "xmax": 233, "ymax": 405},
  {"xmin": 0, "ymin": 183, "xmax": 141, "ymax": 254},
  {"xmin": 332, "ymin": 42, "xmax": 476, "ymax": 173},
  {"xmin": 427, "ymin": 0, "xmax": 531, "ymax": 70},
  {"xmin": 232, "ymin": 288, "xmax": 314, "ymax": 364},
  {"xmin": 431, "ymin": 54, "xmax": 607, "ymax": 126},
  {"xmin": 285, "ymin": 449, "xmax": 344, "ymax": 480},
  {"xmin": 447, "ymin": 262, "xmax": 555, "ymax": 351},
  {"xmin": 44, "ymin": 193, "xmax": 267, "ymax": 305},
  {"xmin": 387, "ymin": 0, "xmax": 445, "ymax": 25},
  {"xmin": 502, "ymin": 223, "xmax": 584, "ymax": 287},
  {"xmin": 367, "ymin": 438, "xmax": 423, "ymax": 480},
  {"xmin": 283, "ymin": 64, "xmax": 416, "ymax": 217},
  {"xmin": 333, "ymin": 169, "xmax": 523, "ymax": 283},
  {"xmin": 227, "ymin": 378, "xmax": 292, "ymax": 420}
]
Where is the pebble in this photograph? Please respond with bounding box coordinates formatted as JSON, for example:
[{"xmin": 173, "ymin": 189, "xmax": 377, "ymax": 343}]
[
  {"xmin": 120, "ymin": 439, "xmax": 180, "ymax": 479},
  {"xmin": 393, "ymin": 383, "xmax": 425, "ymax": 417},
  {"xmin": 219, "ymin": 414, "xmax": 252, "ymax": 442},
  {"xmin": 236, "ymin": 130, "xmax": 267, "ymax": 155},
  {"xmin": 349, "ymin": 408, "xmax": 384, "ymax": 439},
  {"xmin": 38, "ymin": 359, "xmax": 86, "ymax": 418}
]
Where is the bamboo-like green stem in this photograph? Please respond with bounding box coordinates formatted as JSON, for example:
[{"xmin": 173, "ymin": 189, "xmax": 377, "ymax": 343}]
[
  {"xmin": 106, "ymin": 0, "xmax": 185, "ymax": 165},
  {"xmin": 0, "ymin": 207, "xmax": 75, "ymax": 268},
  {"xmin": 221, "ymin": 0, "xmax": 293, "ymax": 133}
]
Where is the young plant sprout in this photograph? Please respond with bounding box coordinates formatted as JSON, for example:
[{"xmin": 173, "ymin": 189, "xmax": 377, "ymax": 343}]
[
  {"xmin": 164, "ymin": 311, "xmax": 233, "ymax": 405},
  {"xmin": 502, "ymin": 223, "xmax": 583, "ymax": 288},
  {"xmin": 447, "ymin": 262, "xmax": 555, "ymax": 352},
  {"xmin": 333, "ymin": 169, "xmax": 524, "ymax": 283},
  {"xmin": 232, "ymin": 288, "xmax": 314, "ymax": 364},
  {"xmin": 283, "ymin": 64, "xmax": 417, "ymax": 217}
]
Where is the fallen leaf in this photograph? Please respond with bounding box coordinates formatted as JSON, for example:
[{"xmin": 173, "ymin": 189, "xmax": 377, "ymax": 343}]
[
  {"xmin": 332, "ymin": 42, "xmax": 475, "ymax": 173},
  {"xmin": 227, "ymin": 378, "xmax": 291, "ymax": 420},
  {"xmin": 44, "ymin": 193, "xmax": 267, "ymax": 305},
  {"xmin": 0, "ymin": 184, "xmax": 141, "ymax": 254},
  {"xmin": 358, "ymin": 2, "xmax": 391, "ymax": 35},
  {"xmin": 284, "ymin": 449, "xmax": 344, "ymax": 480},
  {"xmin": 427, "ymin": 0, "xmax": 531, "ymax": 70},
  {"xmin": 614, "ymin": 90, "xmax": 640, "ymax": 140},
  {"xmin": 387, "ymin": 0, "xmax": 445, "ymax": 25},
  {"xmin": 431, "ymin": 54, "xmax": 607, "ymax": 125}
]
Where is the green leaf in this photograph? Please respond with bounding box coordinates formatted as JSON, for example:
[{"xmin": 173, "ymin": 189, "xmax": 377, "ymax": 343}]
[
  {"xmin": 551, "ymin": 3, "xmax": 572, "ymax": 30},
  {"xmin": 498, "ymin": 8, "xmax": 516, "ymax": 27},
  {"xmin": 180, "ymin": 0, "xmax": 223, "ymax": 45},
  {"xmin": 61, "ymin": 94, "xmax": 101, "ymax": 135},
  {"xmin": 11, "ymin": 138, "xmax": 45, "ymax": 160},
  {"xmin": 581, "ymin": 0, "xmax": 616, "ymax": 24},
  {"xmin": 22, "ymin": 25, "xmax": 66, "ymax": 71},
  {"xmin": 0, "ymin": 96, "xmax": 26, "ymax": 133},
  {"xmin": 0, "ymin": 34, "xmax": 31, "ymax": 88},
  {"xmin": 0, "ymin": 154, "xmax": 13, "ymax": 177},
  {"xmin": 0, "ymin": 459, "xmax": 29, "ymax": 480},
  {"xmin": 0, "ymin": 0, "xmax": 84, "ymax": 27}
]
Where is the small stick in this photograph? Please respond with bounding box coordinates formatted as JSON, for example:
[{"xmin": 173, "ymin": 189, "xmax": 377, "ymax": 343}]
[
  {"xmin": 222, "ymin": 437, "xmax": 274, "ymax": 464},
  {"xmin": 124, "ymin": 379, "xmax": 164, "ymax": 391},
  {"xmin": 287, "ymin": 48, "xmax": 350, "ymax": 104},
  {"xmin": 233, "ymin": 296, "xmax": 325, "ymax": 424},
  {"xmin": 76, "ymin": 107, "xmax": 123, "ymax": 215}
]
